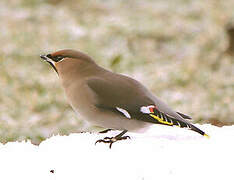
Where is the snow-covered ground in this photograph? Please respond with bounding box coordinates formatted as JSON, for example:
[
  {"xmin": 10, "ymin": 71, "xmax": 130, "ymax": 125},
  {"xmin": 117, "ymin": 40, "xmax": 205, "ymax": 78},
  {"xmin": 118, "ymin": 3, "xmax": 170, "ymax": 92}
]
[{"xmin": 0, "ymin": 124, "xmax": 233, "ymax": 180}]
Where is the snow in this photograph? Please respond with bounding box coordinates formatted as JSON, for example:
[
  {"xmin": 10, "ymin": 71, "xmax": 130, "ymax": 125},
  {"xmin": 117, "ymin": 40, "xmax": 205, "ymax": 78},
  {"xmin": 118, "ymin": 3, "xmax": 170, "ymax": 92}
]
[{"xmin": 0, "ymin": 124, "xmax": 234, "ymax": 180}]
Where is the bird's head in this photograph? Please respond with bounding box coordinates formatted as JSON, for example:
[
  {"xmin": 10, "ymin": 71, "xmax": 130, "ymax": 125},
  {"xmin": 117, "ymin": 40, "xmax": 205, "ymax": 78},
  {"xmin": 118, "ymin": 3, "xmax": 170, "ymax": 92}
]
[{"xmin": 40, "ymin": 49, "xmax": 96, "ymax": 75}]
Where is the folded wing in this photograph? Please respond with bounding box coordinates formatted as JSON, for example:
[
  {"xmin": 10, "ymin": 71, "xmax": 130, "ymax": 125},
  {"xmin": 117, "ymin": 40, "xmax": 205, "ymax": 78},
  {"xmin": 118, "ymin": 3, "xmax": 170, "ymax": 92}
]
[{"xmin": 87, "ymin": 76, "xmax": 208, "ymax": 137}]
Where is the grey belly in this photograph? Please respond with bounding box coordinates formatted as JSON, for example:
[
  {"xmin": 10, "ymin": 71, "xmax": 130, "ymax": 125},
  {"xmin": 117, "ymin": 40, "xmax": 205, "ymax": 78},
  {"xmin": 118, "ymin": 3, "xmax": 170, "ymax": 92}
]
[{"xmin": 75, "ymin": 106, "xmax": 152, "ymax": 133}]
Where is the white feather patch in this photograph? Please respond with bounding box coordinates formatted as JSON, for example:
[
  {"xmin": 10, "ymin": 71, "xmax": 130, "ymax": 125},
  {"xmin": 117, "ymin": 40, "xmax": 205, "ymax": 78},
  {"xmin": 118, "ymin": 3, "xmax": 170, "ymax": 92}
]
[
  {"xmin": 140, "ymin": 105, "xmax": 155, "ymax": 114},
  {"xmin": 116, "ymin": 107, "xmax": 131, "ymax": 119}
]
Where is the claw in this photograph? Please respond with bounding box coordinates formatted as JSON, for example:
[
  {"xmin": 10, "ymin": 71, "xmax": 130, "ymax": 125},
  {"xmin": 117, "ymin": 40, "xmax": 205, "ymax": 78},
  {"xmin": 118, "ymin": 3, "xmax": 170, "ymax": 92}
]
[
  {"xmin": 123, "ymin": 136, "xmax": 131, "ymax": 140},
  {"xmin": 95, "ymin": 130, "xmax": 130, "ymax": 148},
  {"xmin": 95, "ymin": 139, "xmax": 110, "ymax": 145},
  {"xmin": 95, "ymin": 135, "xmax": 130, "ymax": 148},
  {"xmin": 104, "ymin": 137, "xmax": 112, "ymax": 140}
]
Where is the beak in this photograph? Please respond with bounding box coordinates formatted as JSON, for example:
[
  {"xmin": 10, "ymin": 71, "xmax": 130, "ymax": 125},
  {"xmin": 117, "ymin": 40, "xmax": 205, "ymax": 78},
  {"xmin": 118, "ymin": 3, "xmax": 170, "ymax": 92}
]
[
  {"xmin": 40, "ymin": 54, "xmax": 48, "ymax": 61},
  {"xmin": 40, "ymin": 54, "xmax": 58, "ymax": 74}
]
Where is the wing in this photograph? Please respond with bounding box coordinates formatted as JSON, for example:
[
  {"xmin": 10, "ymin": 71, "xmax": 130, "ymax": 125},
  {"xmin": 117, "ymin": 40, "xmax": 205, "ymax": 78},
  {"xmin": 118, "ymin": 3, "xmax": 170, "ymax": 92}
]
[
  {"xmin": 134, "ymin": 105, "xmax": 206, "ymax": 136},
  {"xmin": 87, "ymin": 76, "xmax": 208, "ymax": 137},
  {"xmin": 87, "ymin": 76, "xmax": 155, "ymax": 113},
  {"xmin": 176, "ymin": 112, "xmax": 192, "ymax": 119}
]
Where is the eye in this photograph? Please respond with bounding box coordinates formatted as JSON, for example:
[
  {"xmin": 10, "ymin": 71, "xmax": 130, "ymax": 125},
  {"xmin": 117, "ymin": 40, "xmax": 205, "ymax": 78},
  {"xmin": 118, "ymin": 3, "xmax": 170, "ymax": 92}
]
[{"xmin": 55, "ymin": 55, "xmax": 64, "ymax": 62}]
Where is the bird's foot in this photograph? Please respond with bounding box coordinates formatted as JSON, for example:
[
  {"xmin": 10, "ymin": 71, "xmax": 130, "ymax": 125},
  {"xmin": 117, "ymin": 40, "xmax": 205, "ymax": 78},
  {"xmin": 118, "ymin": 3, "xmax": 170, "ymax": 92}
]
[{"xmin": 95, "ymin": 135, "xmax": 130, "ymax": 149}]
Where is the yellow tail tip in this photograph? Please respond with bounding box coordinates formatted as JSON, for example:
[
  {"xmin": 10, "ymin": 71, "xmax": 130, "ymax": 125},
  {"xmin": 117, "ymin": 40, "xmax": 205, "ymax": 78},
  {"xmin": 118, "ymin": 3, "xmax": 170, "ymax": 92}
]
[{"xmin": 204, "ymin": 133, "xmax": 210, "ymax": 138}]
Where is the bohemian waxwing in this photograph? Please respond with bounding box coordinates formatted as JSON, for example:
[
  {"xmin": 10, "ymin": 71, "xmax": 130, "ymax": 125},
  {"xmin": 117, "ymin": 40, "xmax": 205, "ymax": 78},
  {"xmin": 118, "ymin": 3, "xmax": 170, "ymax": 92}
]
[{"xmin": 40, "ymin": 49, "xmax": 209, "ymax": 148}]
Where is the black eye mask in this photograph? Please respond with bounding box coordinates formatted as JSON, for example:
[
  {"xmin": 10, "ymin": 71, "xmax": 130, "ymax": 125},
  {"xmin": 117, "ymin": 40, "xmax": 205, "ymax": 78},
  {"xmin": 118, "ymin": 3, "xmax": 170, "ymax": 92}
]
[{"xmin": 46, "ymin": 54, "xmax": 65, "ymax": 62}]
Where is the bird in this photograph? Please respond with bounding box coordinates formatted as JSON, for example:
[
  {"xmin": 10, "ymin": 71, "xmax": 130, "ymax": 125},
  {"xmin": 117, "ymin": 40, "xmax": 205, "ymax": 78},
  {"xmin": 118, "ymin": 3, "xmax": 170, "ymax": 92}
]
[{"xmin": 40, "ymin": 49, "xmax": 209, "ymax": 148}]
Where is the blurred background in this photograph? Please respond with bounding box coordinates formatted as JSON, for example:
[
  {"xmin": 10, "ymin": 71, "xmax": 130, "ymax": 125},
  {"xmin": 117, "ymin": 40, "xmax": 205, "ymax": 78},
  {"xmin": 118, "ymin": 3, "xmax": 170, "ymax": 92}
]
[{"xmin": 0, "ymin": 0, "xmax": 233, "ymax": 145}]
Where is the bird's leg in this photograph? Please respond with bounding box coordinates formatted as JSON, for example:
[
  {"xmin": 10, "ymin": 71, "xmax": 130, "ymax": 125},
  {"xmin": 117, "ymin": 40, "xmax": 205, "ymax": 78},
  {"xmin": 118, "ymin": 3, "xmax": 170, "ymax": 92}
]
[
  {"xmin": 95, "ymin": 130, "xmax": 130, "ymax": 148},
  {"xmin": 99, "ymin": 129, "xmax": 113, "ymax": 133}
]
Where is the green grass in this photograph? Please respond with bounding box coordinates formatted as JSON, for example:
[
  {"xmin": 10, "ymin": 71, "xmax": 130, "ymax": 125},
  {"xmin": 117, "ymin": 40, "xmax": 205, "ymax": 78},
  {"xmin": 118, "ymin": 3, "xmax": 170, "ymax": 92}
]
[{"xmin": 0, "ymin": 0, "xmax": 233, "ymax": 144}]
